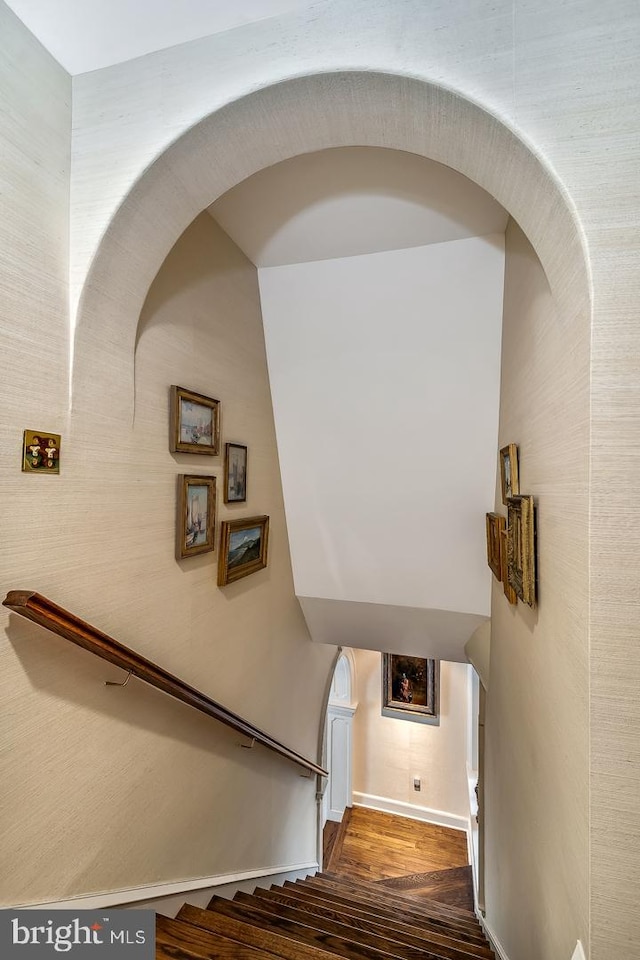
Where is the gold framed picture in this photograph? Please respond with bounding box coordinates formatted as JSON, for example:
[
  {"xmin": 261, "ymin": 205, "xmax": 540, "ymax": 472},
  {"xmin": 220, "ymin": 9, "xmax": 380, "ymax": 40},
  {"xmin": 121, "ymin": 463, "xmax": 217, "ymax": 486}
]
[
  {"xmin": 224, "ymin": 442, "xmax": 247, "ymax": 503},
  {"xmin": 177, "ymin": 475, "xmax": 216, "ymax": 559},
  {"xmin": 22, "ymin": 430, "xmax": 61, "ymax": 473},
  {"xmin": 500, "ymin": 527, "xmax": 517, "ymax": 605},
  {"xmin": 218, "ymin": 515, "xmax": 269, "ymax": 586},
  {"xmin": 499, "ymin": 443, "xmax": 519, "ymax": 505},
  {"xmin": 507, "ymin": 494, "xmax": 536, "ymax": 606},
  {"xmin": 381, "ymin": 654, "xmax": 440, "ymax": 725},
  {"xmin": 170, "ymin": 385, "xmax": 220, "ymax": 456},
  {"xmin": 486, "ymin": 512, "xmax": 505, "ymax": 581}
]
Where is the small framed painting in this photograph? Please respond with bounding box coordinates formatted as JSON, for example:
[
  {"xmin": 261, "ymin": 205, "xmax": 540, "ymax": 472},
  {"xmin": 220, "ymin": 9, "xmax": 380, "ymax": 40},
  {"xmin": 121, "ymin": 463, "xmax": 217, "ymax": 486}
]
[
  {"xmin": 381, "ymin": 654, "xmax": 439, "ymax": 725},
  {"xmin": 170, "ymin": 385, "xmax": 220, "ymax": 456},
  {"xmin": 224, "ymin": 443, "xmax": 248, "ymax": 503},
  {"xmin": 499, "ymin": 443, "xmax": 519, "ymax": 505},
  {"xmin": 177, "ymin": 475, "xmax": 216, "ymax": 559},
  {"xmin": 218, "ymin": 515, "xmax": 269, "ymax": 586},
  {"xmin": 485, "ymin": 512, "xmax": 505, "ymax": 581},
  {"xmin": 507, "ymin": 494, "xmax": 536, "ymax": 606},
  {"xmin": 22, "ymin": 430, "xmax": 61, "ymax": 473}
]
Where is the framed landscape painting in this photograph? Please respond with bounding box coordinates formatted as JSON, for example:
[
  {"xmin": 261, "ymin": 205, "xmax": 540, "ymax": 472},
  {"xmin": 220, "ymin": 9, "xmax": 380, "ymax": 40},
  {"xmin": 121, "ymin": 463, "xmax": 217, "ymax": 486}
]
[
  {"xmin": 218, "ymin": 515, "xmax": 269, "ymax": 586},
  {"xmin": 381, "ymin": 654, "xmax": 440, "ymax": 725},
  {"xmin": 176, "ymin": 475, "xmax": 216, "ymax": 559},
  {"xmin": 170, "ymin": 385, "xmax": 220, "ymax": 455},
  {"xmin": 500, "ymin": 443, "xmax": 519, "ymax": 505},
  {"xmin": 224, "ymin": 442, "xmax": 248, "ymax": 503}
]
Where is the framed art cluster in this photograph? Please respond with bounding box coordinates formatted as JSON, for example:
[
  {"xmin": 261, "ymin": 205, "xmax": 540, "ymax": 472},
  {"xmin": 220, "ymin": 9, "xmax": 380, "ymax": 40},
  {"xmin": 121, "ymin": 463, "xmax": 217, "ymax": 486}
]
[
  {"xmin": 170, "ymin": 384, "xmax": 268, "ymax": 585},
  {"xmin": 486, "ymin": 443, "xmax": 536, "ymax": 606}
]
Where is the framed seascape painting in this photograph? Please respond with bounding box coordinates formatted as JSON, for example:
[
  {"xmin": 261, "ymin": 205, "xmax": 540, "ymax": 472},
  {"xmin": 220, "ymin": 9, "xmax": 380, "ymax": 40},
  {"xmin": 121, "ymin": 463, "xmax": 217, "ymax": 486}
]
[
  {"xmin": 170, "ymin": 385, "xmax": 220, "ymax": 456},
  {"xmin": 381, "ymin": 654, "xmax": 440, "ymax": 725},
  {"xmin": 224, "ymin": 442, "xmax": 248, "ymax": 503},
  {"xmin": 499, "ymin": 443, "xmax": 519, "ymax": 505},
  {"xmin": 507, "ymin": 494, "xmax": 536, "ymax": 606},
  {"xmin": 218, "ymin": 515, "xmax": 269, "ymax": 586},
  {"xmin": 485, "ymin": 512, "xmax": 505, "ymax": 581},
  {"xmin": 177, "ymin": 475, "xmax": 216, "ymax": 559}
]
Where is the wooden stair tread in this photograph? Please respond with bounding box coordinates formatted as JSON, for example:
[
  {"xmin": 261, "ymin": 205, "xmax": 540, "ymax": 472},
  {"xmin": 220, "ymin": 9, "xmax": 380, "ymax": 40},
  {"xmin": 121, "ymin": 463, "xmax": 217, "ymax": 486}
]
[
  {"xmin": 301, "ymin": 878, "xmax": 482, "ymax": 938},
  {"xmin": 231, "ymin": 890, "xmax": 483, "ymax": 960},
  {"xmin": 156, "ymin": 915, "xmax": 276, "ymax": 959},
  {"xmin": 255, "ymin": 886, "xmax": 493, "ymax": 960},
  {"xmin": 177, "ymin": 903, "xmax": 338, "ymax": 960},
  {"xmin": 202, "ymin": 894, "xmax": 448, "ymax": 960},
  {"xmin": 320, "ymin": 873, "xmax": 477, "ymax": 923}
]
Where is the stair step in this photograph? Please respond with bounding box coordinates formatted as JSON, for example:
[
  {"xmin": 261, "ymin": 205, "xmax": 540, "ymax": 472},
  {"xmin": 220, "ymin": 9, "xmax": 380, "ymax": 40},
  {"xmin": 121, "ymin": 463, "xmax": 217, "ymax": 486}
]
[
  {"xmin": 299, "ymin": 878, "xmax": 483, "ymax": 940},
  {"xmin": 232, "ymin": 889, "xmax": 484, "ymax": 960},
  {"xmin": 177, "ymin": 903, "xmax": 337, "ymax": 960},
  {"xmin": 203, "ymin": 893, "xmax": 443, "ymax": 960},
  {"xmin": 156, "ymin": 915, "xmax": 275, "ymax": 959},
  {"xmin": 255, "ymin": 886, "xmax": 493, "ymax": 960},
  {"xmin": 320, "ymin": 873, "xmax": 477, "ymax": 923}
]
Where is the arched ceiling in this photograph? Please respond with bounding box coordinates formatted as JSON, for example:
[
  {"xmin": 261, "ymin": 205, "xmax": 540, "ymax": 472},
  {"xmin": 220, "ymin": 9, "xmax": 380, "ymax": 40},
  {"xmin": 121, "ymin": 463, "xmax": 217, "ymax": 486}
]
[{"xmin": 209, "ymin": 146, "xmax": 508, "ymax": 267}]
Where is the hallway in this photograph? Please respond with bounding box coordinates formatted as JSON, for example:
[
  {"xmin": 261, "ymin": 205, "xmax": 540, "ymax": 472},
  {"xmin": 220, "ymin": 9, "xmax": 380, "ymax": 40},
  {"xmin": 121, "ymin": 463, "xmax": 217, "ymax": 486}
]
[{"xmin": 324, "ymin": 807, "xmax": 473, "ymax": 912}]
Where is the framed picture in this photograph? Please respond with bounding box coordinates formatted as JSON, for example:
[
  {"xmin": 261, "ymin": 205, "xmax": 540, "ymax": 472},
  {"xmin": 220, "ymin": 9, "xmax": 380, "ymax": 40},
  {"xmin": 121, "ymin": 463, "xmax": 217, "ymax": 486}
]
[
  {"xmin": 22, "ymin": 430, "xmax": 61, "ymax": 473},
  {"xmin": 170, "ymin": 385, "xmax": 220, "ymax": 455},
  {"xmin": 177, "ymin": 475, "xmax": 216, "ymax": 559},
  {"xmin": 485, "ymin": 512, "xmax": 505, "ymax": 581},
  {"xmin": 381, "ymin": 654, "xmax": 440, "ymax": 725},
  {"xmin": 500, "ymin": 527, "xmax": 517, "ymax": 605},
  {"xmin": 507, "ymin": 494, "xmax": 536, "ymax": 605},
  {"xmin": 218, "ymin": 515, "xmax": 269, "ymax": 586},
  {"xmin": 499, "ymin": 443, "xmax": 519, "ymax": 505},
  {"xmin": 224, "ymin": 443, "xmax": 248, "ymax": 503}
]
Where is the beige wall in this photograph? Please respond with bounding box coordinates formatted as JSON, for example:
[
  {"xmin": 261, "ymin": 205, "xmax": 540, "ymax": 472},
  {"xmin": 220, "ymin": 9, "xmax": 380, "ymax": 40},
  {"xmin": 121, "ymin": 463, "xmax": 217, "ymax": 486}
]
[
  {"xmin": 484, "ymin": 219, "xmax": 590, "ymax": 959},
  {"xmin": 1, "ymin": 171, "xmax": 335, "ymax": 902},
  {"xmin": 352, "ymin": 650, "xmax": 470, "ymax": 822}
]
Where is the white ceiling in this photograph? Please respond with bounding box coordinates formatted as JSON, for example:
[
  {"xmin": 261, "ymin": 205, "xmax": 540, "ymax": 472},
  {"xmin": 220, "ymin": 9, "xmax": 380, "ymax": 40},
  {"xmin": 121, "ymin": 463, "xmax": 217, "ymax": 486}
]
[
  {"xmin": 4, "ymin": 0, "xmax": 305, "ymax": 74},
  {"xmin": 210, "ymin": 147, "xmax": 508, "ymax": 267}
]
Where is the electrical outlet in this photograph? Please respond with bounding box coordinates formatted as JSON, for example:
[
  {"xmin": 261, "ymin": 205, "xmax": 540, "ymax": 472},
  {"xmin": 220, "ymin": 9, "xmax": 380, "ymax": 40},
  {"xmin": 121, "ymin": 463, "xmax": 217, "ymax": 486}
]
[{"xmin": 413, "ymin": 777, "xmax": 421, "ymax": 791}]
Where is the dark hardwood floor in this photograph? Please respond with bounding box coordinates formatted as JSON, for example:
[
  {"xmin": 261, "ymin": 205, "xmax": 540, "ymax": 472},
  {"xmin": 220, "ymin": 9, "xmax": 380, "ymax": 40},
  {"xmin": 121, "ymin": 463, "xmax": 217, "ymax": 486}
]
[{"xmin": 323, "ymin": 805, "xmax": 474, "ymax": 911}]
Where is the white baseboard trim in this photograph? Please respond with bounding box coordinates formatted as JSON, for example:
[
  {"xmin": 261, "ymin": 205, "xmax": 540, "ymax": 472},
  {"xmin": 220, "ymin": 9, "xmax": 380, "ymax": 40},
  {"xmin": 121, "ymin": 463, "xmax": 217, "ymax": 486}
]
[
  {"xmin": 352, "ymin": 792, "xmax": 468, "ymax": 832},
  {"xmin": 478, "ymin": 915, "xmax": 512, "ymax": 960},
  {"xmin": 15, "ymin": 860, "xmax": 319, "ymax": 911}
]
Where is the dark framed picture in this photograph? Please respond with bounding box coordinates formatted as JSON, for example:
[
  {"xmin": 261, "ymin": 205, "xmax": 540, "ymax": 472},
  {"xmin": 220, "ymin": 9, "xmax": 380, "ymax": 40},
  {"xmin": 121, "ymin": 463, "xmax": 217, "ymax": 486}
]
[
  {"xmin": 499, "ymin": 443, "xmax": 519, "ymax": 505},
  {"xmin": 177, "ymin": 475, "xmax": 216, "ymax": 559},
  {"xmin": 22, "ymin": 430, "xmax": 61, "ymax": 474},
  {"xmin": 218, "ymin": 515, "xmax": 269, "ymax": 586},
  {"xmin": 224, "ymin": 442, "xmax": 248, "ymax": 503},
  {"xmin": 485, "ymin": 512, "xmax": 505, "ymax": 581},
  {"xmin": 382, "ymin": 654, "xmax": 440, "ymax": 725},
  {"xmin": 507, "ymin": 494, "xmax": 536, "ymax": 606},
  {"xmin": 170, "ymin": 385, "xmax": 220, "ymax": 455}
]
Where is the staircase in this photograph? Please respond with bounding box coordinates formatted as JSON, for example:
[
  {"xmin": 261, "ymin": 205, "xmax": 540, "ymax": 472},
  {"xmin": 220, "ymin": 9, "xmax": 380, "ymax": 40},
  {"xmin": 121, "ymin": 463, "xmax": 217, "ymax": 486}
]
[{"xmin": 156, "ymin": 871, "xmax": 494, "ymax": 959}]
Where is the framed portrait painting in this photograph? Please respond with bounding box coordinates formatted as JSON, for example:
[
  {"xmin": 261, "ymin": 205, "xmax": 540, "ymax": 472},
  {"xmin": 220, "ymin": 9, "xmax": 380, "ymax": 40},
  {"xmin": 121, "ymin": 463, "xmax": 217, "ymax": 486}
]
[
  {"xmin": 218, "ymin": 515, "xmax": 269, "ymax": 586},
  {"xmin": 381, "ymin": 654, "xmax": 440, "ymax": 725},
  {"xmin": 176, "ymin": 475, "xmax": 216, "ymax": 559},
  {"xmin": 170, "ymin": 385, "xmax": 220, "ymax": 456},
  {"xmin": 499, "ymin": 443, "xmax": 519, "ymax": 505},
  {"xmin": 224, "ymin": 442, "xmax": 247, "ymax": 503}
]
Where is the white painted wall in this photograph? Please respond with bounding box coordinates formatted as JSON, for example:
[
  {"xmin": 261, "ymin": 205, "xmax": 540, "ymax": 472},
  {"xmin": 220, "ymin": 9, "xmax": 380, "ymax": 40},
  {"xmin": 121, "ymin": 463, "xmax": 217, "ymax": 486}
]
[
  {"xmin": 352, "ymin": 651, "xmax": 469, "ymax": 824},
  {"xmin": 259, "ymin": 235, "xmax": 505, "ymax": 616}
]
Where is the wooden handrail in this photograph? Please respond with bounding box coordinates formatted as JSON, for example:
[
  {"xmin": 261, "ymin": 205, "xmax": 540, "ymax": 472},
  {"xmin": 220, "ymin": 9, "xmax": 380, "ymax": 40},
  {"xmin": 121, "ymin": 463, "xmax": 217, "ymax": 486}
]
[{"xmin": 3, "ymin": 591, "xmax": 328, "ymax": 778}]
